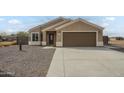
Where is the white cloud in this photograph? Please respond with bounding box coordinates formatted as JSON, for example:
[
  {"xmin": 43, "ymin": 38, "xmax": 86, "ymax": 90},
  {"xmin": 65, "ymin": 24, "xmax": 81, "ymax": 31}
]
[
  {"xmin": 99, "ymin": 17, "xmax": 116, "ymax": 28},
  {"xmin": 105, "ymin": 17, "xmax": 115, "ymax": 21},
  {"xmin": 8, "ymin": 19, "xmax": 21, "ymax": 25},
  {"xmin": 101, "ymin": 23, "xmax": 110, "ymax": 27},
  {"xmin": 0, "ymin": 18, "xmax": 4, "ymax": 21},
  {"xmin": 6, "ymin": 29, "xmax": 14, "ymax": 33}
]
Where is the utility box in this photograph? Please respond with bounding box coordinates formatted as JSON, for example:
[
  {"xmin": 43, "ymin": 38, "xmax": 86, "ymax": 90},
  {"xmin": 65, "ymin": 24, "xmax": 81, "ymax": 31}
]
[{"xmin": 103, "ymin": 36, "xmax": 109, "ymax": 45}]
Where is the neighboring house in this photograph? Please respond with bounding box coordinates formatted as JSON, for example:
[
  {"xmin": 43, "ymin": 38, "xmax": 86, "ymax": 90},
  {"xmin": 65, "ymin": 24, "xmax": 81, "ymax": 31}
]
[
  {"xmin": 109, "ymin": 37, "xmax": 117, "ymax": 41},
  {"xmin": 0, "ymin": 36, "xmax": 17, "ymax": 42},
  {"xmin": 28, "ymin": 17, "xmax": 104, "ymax": 47}
]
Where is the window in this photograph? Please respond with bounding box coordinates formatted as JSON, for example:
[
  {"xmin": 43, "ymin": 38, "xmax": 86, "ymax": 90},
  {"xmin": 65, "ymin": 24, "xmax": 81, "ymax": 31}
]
[{"xmin": 32, "ymin": 33, "xmax": 39, "ymax": 41}]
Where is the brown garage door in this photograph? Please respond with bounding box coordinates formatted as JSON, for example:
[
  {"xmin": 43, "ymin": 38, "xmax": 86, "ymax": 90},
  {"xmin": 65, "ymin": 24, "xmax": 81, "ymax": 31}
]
[{"xmin": 63, "ymin": 32, "xmax": 96, "ymax": 47}]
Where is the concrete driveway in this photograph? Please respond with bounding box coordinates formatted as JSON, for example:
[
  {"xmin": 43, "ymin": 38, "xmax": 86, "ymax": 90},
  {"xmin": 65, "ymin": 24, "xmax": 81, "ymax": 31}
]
[{"xmin": 47, "ymin": 47, "xmax": 124, "ymax": 77}]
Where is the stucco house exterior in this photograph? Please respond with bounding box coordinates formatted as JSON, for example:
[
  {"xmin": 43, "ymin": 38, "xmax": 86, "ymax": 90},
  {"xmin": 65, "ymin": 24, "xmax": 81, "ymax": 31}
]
[{"xmin": 28, "ymin": 17, "xmax": 104, "ymax": 47}]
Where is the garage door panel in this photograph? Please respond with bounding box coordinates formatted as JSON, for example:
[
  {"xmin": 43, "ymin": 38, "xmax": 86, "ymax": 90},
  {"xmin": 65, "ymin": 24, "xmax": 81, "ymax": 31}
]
[{"xmin": 63, "ymin": 32, "xmax": 96, "ymax": 47}]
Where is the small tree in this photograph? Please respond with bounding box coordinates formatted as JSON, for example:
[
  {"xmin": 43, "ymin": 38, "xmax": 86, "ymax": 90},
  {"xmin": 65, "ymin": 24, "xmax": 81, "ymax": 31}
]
[
  {"xmin": 16, "ymin": 31, "xmax": 29, "ymax": 45},
  {"xmin": 0, "ymin": 35, "xmax": 1, "ymax": 38},
  {"xmin": 0, "ymin": 32, "xmax": 8, "ymax": 37},
  {"xmin": 17, "ymin": 31, "xmax": 29, "ymax": 37},
  {"xmin": 10, "ymin": 33, "xmax": 16, "ymax": 37}
]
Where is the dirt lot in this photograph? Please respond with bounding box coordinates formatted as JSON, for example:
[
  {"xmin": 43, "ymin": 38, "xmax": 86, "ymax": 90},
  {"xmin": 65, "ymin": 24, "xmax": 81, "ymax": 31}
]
[
  {"xmin": 0, "ymin": 41, "xmax": 16, "ymax": 47},
  {"xmin": 109, "ymin": 40, "xmax": 124, "ymax": 48},
  {"xmin": 109, "ymin": 40, "xmax": 124, "ymax": 53},
  {"xmin": 0, "ymin": 45, "xmax": 55, "ymax": 77}
]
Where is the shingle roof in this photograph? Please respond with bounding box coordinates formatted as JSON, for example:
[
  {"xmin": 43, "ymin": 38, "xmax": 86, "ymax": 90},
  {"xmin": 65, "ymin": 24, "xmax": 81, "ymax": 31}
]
[
  {"xmin": 28, "ymin": 17, "xmax": 104, "ymax": 32},
  {"xmin": 55, "ymin": 18, "xmax": 104, "ymax": 30},
  {"xmin": 28, "ymin": 17, "xmax": 69, "ymax": 32}
]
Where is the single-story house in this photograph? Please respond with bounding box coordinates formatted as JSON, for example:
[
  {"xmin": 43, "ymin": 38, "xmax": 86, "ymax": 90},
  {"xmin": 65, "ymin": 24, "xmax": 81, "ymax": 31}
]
[{"xmin": 28, "ymin": 17, "xmax": 104, "ymax": 47}]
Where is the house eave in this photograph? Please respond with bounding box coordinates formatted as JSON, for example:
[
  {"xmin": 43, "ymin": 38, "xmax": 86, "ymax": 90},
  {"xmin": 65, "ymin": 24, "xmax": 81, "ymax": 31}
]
[{"xmin": 55, "ymin": 18, "xmax": 104, "ymax": 31}]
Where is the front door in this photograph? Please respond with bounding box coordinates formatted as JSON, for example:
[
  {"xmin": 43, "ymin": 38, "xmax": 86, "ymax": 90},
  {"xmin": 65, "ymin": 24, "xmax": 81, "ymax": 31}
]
[{"xmin": 49, "ymin": 33, "xmax": 54, "ymax": 45}]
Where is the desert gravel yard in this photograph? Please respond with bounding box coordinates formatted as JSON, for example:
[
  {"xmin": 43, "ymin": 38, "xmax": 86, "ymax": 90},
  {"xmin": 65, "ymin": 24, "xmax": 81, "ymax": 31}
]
[{"xmin": 0, "ymin": 45, "xmax": 55, "ymax": 77}]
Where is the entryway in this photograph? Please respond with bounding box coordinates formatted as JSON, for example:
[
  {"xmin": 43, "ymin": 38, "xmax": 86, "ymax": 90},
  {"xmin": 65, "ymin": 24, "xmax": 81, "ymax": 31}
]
[{"xmin": 46, "ymin": 31, "xmax": 56, "ymax": 46}]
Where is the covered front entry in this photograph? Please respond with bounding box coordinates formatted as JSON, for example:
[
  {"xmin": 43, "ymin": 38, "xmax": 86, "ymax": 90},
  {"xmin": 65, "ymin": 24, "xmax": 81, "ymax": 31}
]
[
  {"xmin": 46, "ymin": 31, "xmax": 56, "ymax": 46},
  {"xmin": 63, "ymin": 32, "xmax": 96, "ymax": 47}
]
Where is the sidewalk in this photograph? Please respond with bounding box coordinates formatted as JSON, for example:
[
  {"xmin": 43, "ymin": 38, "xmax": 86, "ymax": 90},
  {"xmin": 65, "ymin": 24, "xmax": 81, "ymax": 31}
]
[{"xmin": 47, "ymin": 48, "xmax": 65, "ymax": 76}]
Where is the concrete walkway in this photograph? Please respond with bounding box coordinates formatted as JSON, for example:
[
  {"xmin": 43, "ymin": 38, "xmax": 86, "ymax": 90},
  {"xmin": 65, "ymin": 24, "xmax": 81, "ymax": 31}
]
[{"xmin": 47, "ymin": 47, "xmax": 124, "ymax": 77}]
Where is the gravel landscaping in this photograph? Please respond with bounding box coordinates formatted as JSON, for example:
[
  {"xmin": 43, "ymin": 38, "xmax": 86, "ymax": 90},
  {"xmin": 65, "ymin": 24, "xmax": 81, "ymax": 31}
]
[
  {"xmin": 110, "ymin": 46, "xmax": 124, "ymax": 53},
  {"xmin": 0, "ymin": 45, "xmax": 55, "ymax": 77}
]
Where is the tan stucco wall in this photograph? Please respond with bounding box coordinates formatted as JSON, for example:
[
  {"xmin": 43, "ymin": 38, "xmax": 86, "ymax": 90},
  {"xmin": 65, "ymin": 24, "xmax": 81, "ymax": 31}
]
[
  {"xmin": 98, "ymin": 30, "xmax": 103, "ymax": 41},
  {"xmin": 42, "ymin": 31, "xmax": 46, "ymax": 42},
  {"xmin": 29, "ymin": 21, "xmax": 103, "ymax": 46},
  {"xmin": 56, "ymin": 21, "xmax": 103, "ymax": 42},
  {"xmin": 56, "ymin": 30, "xmax": 61, "ymax": 42}
]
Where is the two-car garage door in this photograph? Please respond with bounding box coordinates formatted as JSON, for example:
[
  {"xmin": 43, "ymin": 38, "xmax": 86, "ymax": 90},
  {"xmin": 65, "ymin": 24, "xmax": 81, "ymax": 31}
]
[{"xmin": 63, "ymin": 32, "xmax": 96, "ymax": 47}]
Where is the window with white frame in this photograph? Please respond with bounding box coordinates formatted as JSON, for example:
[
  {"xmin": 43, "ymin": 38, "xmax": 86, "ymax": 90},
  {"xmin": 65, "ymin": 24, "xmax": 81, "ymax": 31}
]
[{"xmin": 32, "ymin": 33, "xmax": 39, "ymax": 41}]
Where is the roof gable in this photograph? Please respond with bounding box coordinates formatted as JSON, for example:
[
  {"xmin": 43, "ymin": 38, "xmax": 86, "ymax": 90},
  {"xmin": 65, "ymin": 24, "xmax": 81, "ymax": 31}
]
[
  {"xmin": 42, "ymin": 20, "xmax": 72, "ymax": 31},
  {"xmin": 29, "ymin": 17, "xmax": 104, "ymax": 32},
  {"xmin": 29, "ymin": 17, "xmax": 68, "ymax": 32},
  {"xmin": 55, "ymin": 18, "xmax": 104, "ymax": 30}
]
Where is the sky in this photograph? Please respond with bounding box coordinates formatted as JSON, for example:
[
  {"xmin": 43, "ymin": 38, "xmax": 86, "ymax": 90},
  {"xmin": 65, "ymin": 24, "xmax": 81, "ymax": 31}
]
[{"xmin": 0, "ymin": 16, "xmax": 124, "ymax": 37}]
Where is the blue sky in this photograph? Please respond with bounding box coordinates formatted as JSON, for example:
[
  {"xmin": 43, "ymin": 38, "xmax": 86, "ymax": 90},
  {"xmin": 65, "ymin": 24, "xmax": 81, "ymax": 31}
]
[{"xmin": 0, "ymin": 16, "xmax": 124, "ymax": 37}]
